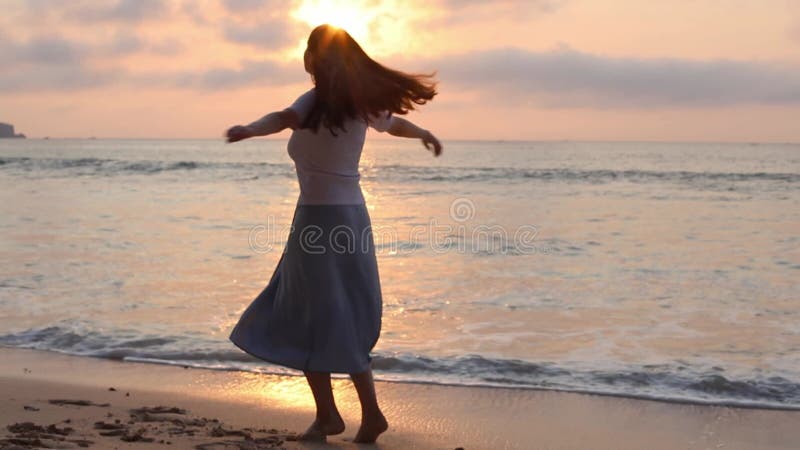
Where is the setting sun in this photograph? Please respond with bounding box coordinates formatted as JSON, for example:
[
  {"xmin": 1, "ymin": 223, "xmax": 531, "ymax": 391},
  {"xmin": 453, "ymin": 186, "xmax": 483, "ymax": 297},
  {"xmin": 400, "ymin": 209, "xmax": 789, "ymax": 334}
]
[{"xmin": 292, "ymin": 0, "xmax": 376, "ymax": 45}]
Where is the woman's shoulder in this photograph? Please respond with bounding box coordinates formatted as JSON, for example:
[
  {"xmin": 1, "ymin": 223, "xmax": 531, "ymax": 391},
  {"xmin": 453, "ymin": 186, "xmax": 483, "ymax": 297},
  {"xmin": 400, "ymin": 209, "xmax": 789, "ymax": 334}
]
[
  {"xmin": 286, "ymin": 88, "xmax": 317, "ymax": 126},
  {"xmin": 366, "ymin": 110, "xmax": 394, "ymax": 132},
  {"xmin": 289, "ymin": 87, "xmax": 317, "ymax": 107}
]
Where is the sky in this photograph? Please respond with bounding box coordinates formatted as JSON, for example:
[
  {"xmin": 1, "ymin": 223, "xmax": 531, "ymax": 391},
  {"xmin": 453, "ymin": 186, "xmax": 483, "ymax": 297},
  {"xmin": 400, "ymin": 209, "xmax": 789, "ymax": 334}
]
[{"xmin": 2, "ymin": 0, "xmax": 800, "ymax": 141}]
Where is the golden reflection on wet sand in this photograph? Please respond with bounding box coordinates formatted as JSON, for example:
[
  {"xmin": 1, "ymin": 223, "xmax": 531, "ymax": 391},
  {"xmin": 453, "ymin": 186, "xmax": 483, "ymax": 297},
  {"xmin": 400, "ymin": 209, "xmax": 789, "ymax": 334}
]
[
  {"xmin": 196, "ymin": 372, "xmax": 316, "ymax": 412},
  {"xmin": 191, "ymin": 370, "xmax": 367, "ymax": 418}
]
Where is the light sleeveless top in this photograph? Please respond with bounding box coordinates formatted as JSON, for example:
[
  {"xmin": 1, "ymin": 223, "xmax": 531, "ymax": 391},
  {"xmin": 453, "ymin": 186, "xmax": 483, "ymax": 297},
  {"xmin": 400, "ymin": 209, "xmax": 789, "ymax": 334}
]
[{"xmin": 285, "ymin": 89, "xmax": 394, "ymax": 205}]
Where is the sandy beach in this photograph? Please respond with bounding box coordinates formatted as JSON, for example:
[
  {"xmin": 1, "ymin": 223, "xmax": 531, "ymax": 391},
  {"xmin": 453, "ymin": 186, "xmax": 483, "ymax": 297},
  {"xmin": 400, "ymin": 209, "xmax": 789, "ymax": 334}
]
[{"xmin": 0, "ymin": 348, "xmax": 797, "ymax": 449}]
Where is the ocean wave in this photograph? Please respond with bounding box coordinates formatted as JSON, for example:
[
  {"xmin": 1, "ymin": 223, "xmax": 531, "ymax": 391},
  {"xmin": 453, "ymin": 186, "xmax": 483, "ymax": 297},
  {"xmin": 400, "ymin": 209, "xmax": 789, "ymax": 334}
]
[
  {"xmin": 2, "ymin": 323, "xmax": 799, "ymax": 410},
  {"xmin": 366, "ymin": 164, "xmax": 800, "ymax": 185},
  {"xmin": 0, "ymin": 156, "xmax": 293, "ymax": 179},
  {"xmin": 1, "ymin": 156, "xmax": 797, "ymax": 190}
]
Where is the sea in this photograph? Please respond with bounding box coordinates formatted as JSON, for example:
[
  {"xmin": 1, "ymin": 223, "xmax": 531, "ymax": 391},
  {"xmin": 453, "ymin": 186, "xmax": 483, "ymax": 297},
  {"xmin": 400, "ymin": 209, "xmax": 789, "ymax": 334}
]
[{"xmin": 1, "ymin": 138, "xmax": 798, "ymax": 410}]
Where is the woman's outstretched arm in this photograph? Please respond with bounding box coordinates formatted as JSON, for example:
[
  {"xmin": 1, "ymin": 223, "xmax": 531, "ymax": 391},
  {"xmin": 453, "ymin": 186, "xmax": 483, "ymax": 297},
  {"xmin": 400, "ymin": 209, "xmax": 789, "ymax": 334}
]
[
  {"xmin": 225, "ymin": 108, "xmax": 300, "ymax": 143},
  {"xmin": 386, "ymin": 117, "xmax": 442, "ymax": 157}
]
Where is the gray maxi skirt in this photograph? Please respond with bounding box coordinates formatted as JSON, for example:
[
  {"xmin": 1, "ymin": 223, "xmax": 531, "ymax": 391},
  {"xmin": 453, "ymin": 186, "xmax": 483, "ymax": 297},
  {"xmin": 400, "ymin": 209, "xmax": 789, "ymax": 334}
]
[{"xmin": 229, "ymin": 204, "xmax": 382, "ymax": 374}]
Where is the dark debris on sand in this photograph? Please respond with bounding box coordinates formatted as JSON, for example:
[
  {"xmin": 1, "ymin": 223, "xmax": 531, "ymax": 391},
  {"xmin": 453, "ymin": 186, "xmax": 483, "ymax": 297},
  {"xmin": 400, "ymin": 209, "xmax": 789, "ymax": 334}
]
[
  {"xmin": 48, "ymin": 399, "xmax": 110, "ymax": 407},
  {"xmin": 1, "ymin": 421, "xmax": 94, "ymax": 448},
  {"xmin": 120, "ymin": 405, "xmax": 290, "ymax": 447},
  {"xmin": 131, "ymin": 406, "xmax": 187, "ymax": 415},
  {"xmin": 3, "ymin": 398, "xmax": 291, "ymax": 449}
]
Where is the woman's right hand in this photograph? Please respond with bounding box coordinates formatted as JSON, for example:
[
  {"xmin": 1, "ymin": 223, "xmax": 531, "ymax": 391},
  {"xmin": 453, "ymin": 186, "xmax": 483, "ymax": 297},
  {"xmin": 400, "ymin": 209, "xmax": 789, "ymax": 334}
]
[{"xmin": 226, "ymin": 125, "xmax": 253, "ymax": 143}]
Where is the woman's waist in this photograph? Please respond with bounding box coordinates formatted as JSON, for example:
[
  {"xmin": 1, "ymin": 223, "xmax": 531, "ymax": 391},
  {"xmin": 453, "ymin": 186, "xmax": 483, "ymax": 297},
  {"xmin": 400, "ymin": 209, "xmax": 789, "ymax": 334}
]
[{"xmin": 295, "ymin": 171, "xmax": 364, "ymax": 205}]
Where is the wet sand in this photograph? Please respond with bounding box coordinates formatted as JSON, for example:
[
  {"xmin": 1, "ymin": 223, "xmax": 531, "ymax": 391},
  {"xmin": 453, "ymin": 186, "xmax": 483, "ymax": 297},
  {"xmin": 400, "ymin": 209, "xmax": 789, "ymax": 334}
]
[{"xmin": 1, "ymin": 347, "xmax": 799, "ymax": 449}]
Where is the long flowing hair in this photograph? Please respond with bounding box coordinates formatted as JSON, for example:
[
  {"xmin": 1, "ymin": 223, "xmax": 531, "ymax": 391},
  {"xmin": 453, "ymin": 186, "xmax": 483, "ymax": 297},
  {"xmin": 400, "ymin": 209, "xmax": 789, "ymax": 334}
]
[{"xmin": 302, "ymin": 24, "xmax": 437, "ymax": 135}]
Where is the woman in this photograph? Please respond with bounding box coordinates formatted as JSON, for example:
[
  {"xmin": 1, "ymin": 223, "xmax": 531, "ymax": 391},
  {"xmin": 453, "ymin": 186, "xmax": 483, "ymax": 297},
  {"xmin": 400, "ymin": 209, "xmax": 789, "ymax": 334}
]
[{"xmin": 226, "ymin": 24, "xmax": 441, "ymax": 443}]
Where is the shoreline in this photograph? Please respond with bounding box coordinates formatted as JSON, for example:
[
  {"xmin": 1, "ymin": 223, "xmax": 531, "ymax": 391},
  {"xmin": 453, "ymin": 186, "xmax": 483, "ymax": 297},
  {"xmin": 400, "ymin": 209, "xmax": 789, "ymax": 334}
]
[
  {"xmin": 16, "ymin": 348, "xmax": 800, "ymax": 412},
  {"xmin": 2, "ymin": 348, "xmax": 800, "ymax": 449}
]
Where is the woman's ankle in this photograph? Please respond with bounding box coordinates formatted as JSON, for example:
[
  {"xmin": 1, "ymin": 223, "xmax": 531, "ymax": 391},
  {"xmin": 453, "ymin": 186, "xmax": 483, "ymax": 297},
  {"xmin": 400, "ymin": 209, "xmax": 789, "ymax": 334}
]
[
  {"xmin": 362, "ymin": 407, "xmax": 385, "ymax": 421},
  {"xmin": 317, "ymin": 409, "xmax": 343, "ymax": 422}
]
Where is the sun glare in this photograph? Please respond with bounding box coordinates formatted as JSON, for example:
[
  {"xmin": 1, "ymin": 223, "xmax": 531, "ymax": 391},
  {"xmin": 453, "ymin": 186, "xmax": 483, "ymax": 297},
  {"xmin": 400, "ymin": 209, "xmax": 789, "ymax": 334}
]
[
  {"xmin": 287, "ymin": 0, "xmax": 425, "ymax": 59},
  {"xmin": 292, "ymin": 0, "xmax": 376, "ymax": 45}
]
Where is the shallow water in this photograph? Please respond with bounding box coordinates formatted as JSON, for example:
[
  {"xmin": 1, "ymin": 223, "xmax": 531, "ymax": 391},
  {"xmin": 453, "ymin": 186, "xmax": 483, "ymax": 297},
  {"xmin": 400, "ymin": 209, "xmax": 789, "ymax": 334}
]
[{"xmin": 1, "ymin": 138, "xmax": 798, "ymax": 409}]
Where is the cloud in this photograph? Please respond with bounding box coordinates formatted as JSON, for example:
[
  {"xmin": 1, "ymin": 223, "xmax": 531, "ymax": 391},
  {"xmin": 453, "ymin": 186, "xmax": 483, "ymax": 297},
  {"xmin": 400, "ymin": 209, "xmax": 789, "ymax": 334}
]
[
  {"xmin": 167, "ymin": 59, "xmax": 301, "ymax": 89},
  {"xmin": 149, "ymin": 38, "xmax": 185, "ymax": 56},
  {"xmin": 8, "ymin": 35, "xmax": 88, "ymax": 64},
  {"xmin": 1, "ymin": 32, "xmax": 155, "ymax": 92},
  {"xmin": 106, "ymin": 32, "xmax": 145, "ymax": 55},
  {"xmin": 428, "ymin": 47, "xmax": 800, "ymax": 108},
  {"xmin": 0, "ymin": 65, "xmax": 119, "ymax": 92},
  {"xmin": 69, "ymin": 0, "xmax": 171, "ymax": 23},
  {"xmin": 4, "ymin": 31, "xmax": 148, "ymax": 64},
  {"xmin": 0, "ymin": 55, "xmax": 301, "ymax": 93},
  {"xmin": 8, "ymin": 37, "xmax": 800, "ymax": 107},
  {"xmin": 222, "ymin": 20, "xmax": 298, "ymax": 49},
  {"xmin": 0, "ymin": 23, "xmax": 301, "ymax": 93},
  {"xmin": 434, "ymin": 0, "xmax": 565, "ymax": 24},
  {"xmin": 0, "ymin": 34, "xmax": 114, "ymax": 92},
  {"xmin": 440, "ymin": 0, "xmax": 563, "ymax": 12},
  {"xmin": 220, "ymin": 0, "xmax": 286, "ymax": 13}
]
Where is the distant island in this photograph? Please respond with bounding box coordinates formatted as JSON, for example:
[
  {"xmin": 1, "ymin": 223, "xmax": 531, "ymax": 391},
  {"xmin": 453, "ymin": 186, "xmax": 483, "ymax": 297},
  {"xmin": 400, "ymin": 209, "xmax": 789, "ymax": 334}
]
[{"xmin": 0, "ymin": 122, "xmax": 26, "ymax": 138}]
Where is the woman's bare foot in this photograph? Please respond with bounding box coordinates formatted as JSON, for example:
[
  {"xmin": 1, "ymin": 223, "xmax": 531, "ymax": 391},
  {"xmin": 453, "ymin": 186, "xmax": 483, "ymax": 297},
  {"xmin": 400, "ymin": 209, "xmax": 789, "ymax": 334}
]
[
  {"xmin": 297, "ymin": 412, "xmax": 345, "ymax": 441},
  {"xmin": 353, "ymin": 411, "xmax": 388, "ymax": 443}
]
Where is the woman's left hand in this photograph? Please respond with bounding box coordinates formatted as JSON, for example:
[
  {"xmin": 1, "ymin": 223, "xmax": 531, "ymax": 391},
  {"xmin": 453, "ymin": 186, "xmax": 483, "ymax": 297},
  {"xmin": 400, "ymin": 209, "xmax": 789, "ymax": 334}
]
[{"xmin": 422, "ymin": 130, "xmax": 442, "ymax": 157}]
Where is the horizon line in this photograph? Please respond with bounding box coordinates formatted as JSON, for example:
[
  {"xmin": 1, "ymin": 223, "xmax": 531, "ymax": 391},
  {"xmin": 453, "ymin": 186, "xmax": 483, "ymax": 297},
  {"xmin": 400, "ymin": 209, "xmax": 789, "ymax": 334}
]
[{"xmin": 5, "ymin": 137, "xmax": 799, "ymax": 145}]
